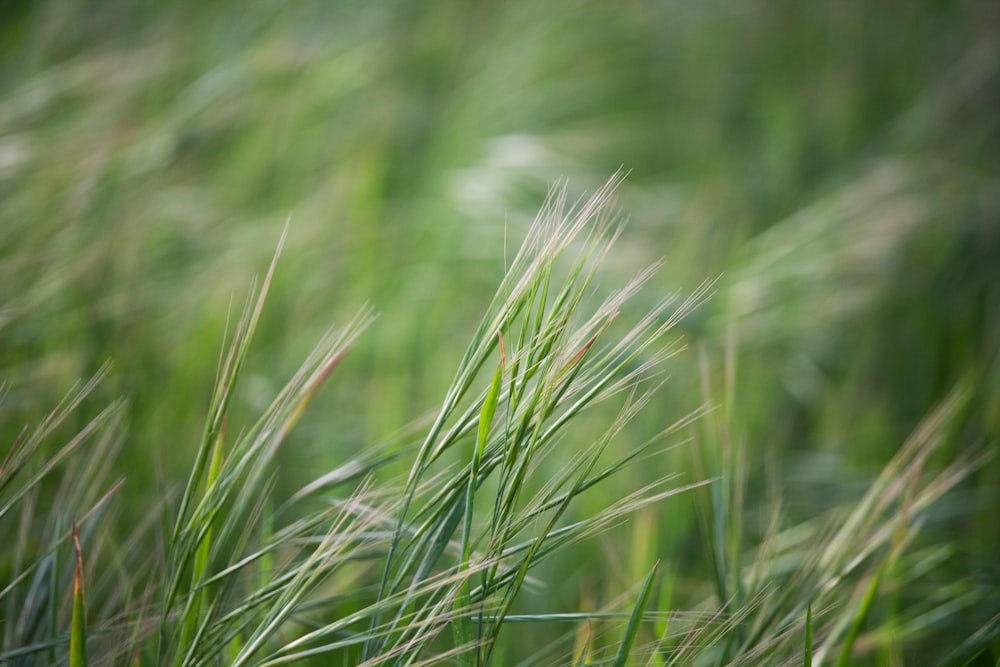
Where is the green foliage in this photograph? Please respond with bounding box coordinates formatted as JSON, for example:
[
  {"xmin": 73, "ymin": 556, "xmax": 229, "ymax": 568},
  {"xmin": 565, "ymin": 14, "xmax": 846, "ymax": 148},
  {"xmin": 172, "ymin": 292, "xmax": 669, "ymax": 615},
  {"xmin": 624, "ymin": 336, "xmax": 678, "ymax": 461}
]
[
  {"xmin": 1, "ymin": 177, "xmax": 995, "ymax": 665},
  {"xmin": 1, "ymin": 0, "xmax": 998, "ymax": 664}
]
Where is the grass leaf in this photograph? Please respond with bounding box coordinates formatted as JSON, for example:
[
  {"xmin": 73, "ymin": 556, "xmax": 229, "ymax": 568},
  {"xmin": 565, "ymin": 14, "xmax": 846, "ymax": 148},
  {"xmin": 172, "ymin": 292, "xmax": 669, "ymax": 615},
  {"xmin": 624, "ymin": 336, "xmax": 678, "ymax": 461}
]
[
  {"xmin": 70, "ymin": 523, "xmax": 88, "ymax": 667},
  {"xmin": 611, "ymin": 561, "xmax": 659, "ymax": 667}
]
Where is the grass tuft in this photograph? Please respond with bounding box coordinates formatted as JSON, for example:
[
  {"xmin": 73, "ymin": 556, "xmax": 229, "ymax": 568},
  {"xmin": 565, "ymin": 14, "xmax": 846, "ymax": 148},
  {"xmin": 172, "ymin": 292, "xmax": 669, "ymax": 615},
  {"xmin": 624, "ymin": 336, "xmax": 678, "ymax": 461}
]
[{"xmin": 0, "ymin": 173, "xmax": 994, "ymax": 665}]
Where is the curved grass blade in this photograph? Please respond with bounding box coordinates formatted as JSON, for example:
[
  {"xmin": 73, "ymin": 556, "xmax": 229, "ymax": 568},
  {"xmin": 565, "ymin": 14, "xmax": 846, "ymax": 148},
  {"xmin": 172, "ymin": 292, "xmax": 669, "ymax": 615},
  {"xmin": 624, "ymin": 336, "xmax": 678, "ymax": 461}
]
[{"xmin": 935, "ymin": 612, "xmax": 1000, "ymax": 667}]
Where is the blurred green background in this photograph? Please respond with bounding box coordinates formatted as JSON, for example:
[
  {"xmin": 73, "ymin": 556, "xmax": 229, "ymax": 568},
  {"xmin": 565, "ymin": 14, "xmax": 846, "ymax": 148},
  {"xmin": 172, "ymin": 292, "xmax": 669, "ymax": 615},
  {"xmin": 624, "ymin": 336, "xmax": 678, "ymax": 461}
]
[{"xmin": 2, "ymin": 0, "xmax": 998, "ymax": 662}]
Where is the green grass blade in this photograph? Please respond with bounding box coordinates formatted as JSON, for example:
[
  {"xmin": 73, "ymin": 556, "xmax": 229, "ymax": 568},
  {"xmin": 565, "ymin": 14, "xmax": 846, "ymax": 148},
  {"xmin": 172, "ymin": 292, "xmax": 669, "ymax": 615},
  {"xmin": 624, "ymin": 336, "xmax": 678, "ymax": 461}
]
[
  {"xmin": 477, "ymin": 351, "xmax": 505, "ymax": 475},
  {"xmin": 70, "ymin": 523, "xmax": 88, "ymax": 667},
  {"xmin": 805, "ymin": 603, "xmax": 813, "ymax": 667},
  {"xmin": 179, "ymin": 418, "xmax": 226, "ymax": 656},
  {"xmin": 835, "ymin": 560, "xmax": 887, "ymax": 667},
  {"xmin": 452, "ymin": 481, "xmax": 477, "ymax": 667},
  {"xmin": 935, "ymin": 611, "xmax": 1000, "ymax": 667},
  {"xmin": 453, "ymin": 349, "xmax": 505, "ymax": 667},
  {"xmin": 611, "ymin": 561, "xmax": 659, "ymax": 667}
]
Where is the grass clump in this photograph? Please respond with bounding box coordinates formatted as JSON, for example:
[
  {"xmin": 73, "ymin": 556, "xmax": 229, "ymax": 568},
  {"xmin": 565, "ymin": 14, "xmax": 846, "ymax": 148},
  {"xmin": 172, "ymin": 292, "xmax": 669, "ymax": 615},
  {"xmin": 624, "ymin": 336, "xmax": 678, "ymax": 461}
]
[
  {"xmin": 0, "ymin": 176, "xmax": 708, "ymax": 665},
  {"xmin": 1, "ymin": 175, "xmax": 993, "ymax": 665}
]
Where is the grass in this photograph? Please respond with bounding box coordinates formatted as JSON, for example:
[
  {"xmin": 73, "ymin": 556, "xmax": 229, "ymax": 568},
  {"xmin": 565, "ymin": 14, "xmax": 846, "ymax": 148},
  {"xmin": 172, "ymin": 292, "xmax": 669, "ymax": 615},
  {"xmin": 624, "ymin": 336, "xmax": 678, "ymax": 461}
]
[
  {"xmin": 1, "ymin": 177, "xmax": 995, "ymax": 665},
  {"xmin": 2, "ymin": 0, "xmax": 999, "ymax": 664}
]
